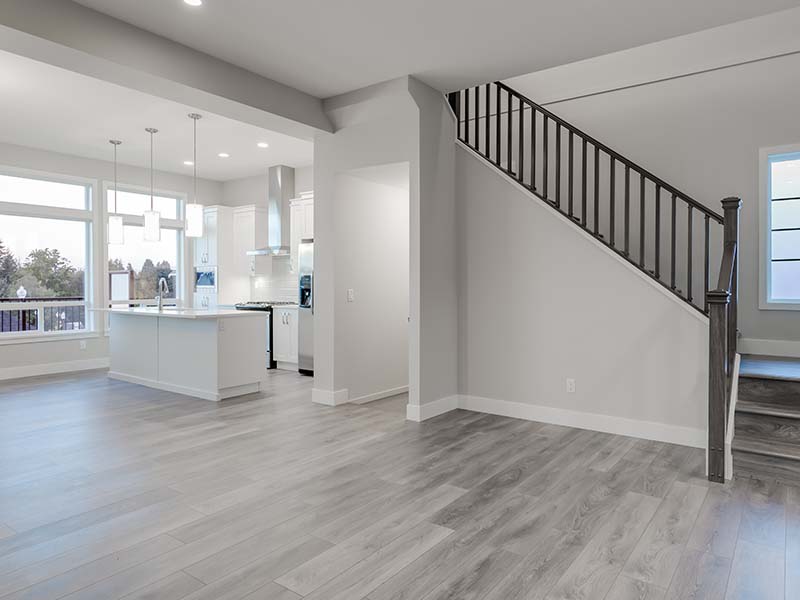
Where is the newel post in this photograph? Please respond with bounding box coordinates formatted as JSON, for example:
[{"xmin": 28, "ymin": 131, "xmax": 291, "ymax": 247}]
[{"xmin": 707, "ymin": 289, "xmax": 729, "ymax": 483}]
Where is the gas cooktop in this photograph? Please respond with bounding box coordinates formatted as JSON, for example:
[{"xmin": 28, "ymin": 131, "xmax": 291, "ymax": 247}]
[{"xmin": 234, "ymin": 301, "xmax": 297, "ymax": 310}]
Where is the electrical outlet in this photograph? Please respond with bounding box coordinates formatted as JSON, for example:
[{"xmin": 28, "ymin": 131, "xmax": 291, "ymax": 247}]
[
  {"xmin": 79, "ymin": 340, "xmax": 87, "ymax": 351},
  {"xmin": 347, "ymin": 288, "xmax": 355, "ymax": 302},
  {"xmin": 566, "ymin": 378, "xmax": 576, "ymax": 394}
]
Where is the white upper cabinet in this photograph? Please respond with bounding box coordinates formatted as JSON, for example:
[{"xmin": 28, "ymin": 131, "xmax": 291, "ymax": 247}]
[
  {"xmin": 290, "ymin": 196, "xmax": 314, "ymax": 272},
  {"xmin": 193, "ymin": 207, "xmax": 219, "ymax": 267},
  {"xmin": 233, "ymin": 206, "xmax": 270, "ymax": 277}
]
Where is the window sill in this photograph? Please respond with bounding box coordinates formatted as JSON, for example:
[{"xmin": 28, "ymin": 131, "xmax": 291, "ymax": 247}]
[
  {"xmin": 0, "ymin": 331, "xmax": 101, "ymax": 346},
  {"xmin": 759, "ymin": 299, "xmax": 800, "ymax": 311}
]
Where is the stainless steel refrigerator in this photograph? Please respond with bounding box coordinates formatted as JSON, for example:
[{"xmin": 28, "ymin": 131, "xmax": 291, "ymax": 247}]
[{"xmin": 298, "ymin": 238, "xmax": 314, "ymax": 376}]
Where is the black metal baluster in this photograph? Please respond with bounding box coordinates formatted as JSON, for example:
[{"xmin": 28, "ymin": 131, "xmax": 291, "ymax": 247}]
[
  {"xmin": 474, "ymin": 86, "xmax": 480, "ymax": 153},
  {"xmin": 495, "ymin": 85, "xmax": 501, "ymax": 167},
  {"xmin": 624, "ymin": 165, "xmax": 630, "ymax": 255},
  {"xmin": 639, "ymin": 176, "xmax": 646, "ymax": 268},
  {"xmin": 593, "ymin": 146, "xmax": 600, "ymax": 234},
  {"xmin": 507, "ymin": 91, "xmax": 513, "ymax": 175},
  {"xmin": 543, "ymin": 115, "xmax": 549, "ymax": 199},
  {"xmin": 670, "ymin": 194, "xmax": 677, "ymax": 289},
  {"xmin": 530, "ymin": 107, "xmax": 536, "ymax": 191},
  {"xmin": 485, "ymin": 84, "xmax": 490, "ymax": 160},
  {"xmin": 687, "ymin": 206, "xmax": 693, "ymax": 302},
  {"xmin": 609, "ymin": 157, "xmax": 616, "ymax": 247},
  {"xmin": 704, "ymin": 215, "xmax": 710, "ymax": 313},
  {"xmin": 518, "ymin": 97, "xmax": 525, "ymax": 184},
  {"xmin": 568, "ymin": 132, "xmax": 574, "ymax": 217},
  {"xmin": 581, "ymin": 139, "xmax": 587, "ymax": 226},
  {"xmin": 655, "ymin": 184, "xmax": 661, "ymax": 279},
  {"xmin": 464, "ymin": 87, "xmax": 470, "ymax": 147},
  {"xmin": 555, "ymin": 123, "xmax": 562, "ymax": 208}
]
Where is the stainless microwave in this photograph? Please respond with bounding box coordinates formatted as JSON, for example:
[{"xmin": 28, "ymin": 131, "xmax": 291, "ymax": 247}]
[{"xmin": 194, "ymin": 267, "xmax": 217, "ymax": 291}]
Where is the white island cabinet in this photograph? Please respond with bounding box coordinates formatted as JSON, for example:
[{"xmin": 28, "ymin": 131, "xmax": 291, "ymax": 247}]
[{"xmin": 106, "ymin": 308, "xmax": 267, "ymax": 401}]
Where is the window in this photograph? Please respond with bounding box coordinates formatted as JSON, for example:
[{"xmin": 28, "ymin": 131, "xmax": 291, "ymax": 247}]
[
  {"xmin": 105, "ymin": 187, "xmax": 184, "ymax": 307},
  {"xmin": 762, "ymin": 148, "xmax": 800, "ymax": 308},
  {"xmin": 0, "ymin": 172, "xmax": 93, "ymax": 336}
]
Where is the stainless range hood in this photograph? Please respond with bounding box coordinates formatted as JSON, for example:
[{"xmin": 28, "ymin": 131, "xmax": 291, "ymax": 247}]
[{"xmin": 247, "ymin": 165, "xmax": 295, "ymax": 257}]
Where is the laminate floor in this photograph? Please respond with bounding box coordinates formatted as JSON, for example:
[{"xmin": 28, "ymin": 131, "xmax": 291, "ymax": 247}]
[{"xmin": 0, "ymin": 370, "xmax": 797, "ymax": 600}]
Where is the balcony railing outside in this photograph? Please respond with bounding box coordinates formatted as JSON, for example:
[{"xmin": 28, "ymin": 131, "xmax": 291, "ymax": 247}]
[{"xmin": 0, "ymin": 297, "xmax": 86, "ymax": 334}]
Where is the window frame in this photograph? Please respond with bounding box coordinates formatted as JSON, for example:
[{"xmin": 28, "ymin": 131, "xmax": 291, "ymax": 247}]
[
  {"xmin": 101, "ymin": 181, "xmax": 190, "ymax": 312},
  {"xmin": 0, "ymin": 165, "xmax": 96, "ymax": 341},
  {"xmin": 760, "ymin": 144, "xmax": 800, "ymax": 310}
]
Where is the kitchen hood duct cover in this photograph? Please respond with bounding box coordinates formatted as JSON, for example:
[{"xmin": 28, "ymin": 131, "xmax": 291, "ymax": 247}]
[{"xmin": 247, "ymin": 165, "xmax": 294, "ymax": 256}]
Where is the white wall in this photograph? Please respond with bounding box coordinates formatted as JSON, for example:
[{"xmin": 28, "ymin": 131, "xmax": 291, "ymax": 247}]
[
  {"xmin": 312, "ymin": 76, "xmax": 458, "ymax": 410},
  {"xmin": 505, "ymin": 13, "xmax": 800, "ymax": 346},
  {"xmin": 0, "ymin": 141, "xmax": 222, "ymax": 379},
  {"xmin": 457, "ymin": 146, "xmax": 709, "ymax": 446},
  {"xmin": 335, "ymin": 168, "xmax": 409, "ymax": 401},
  {"xmin": 221, "ymin": 165, "xmax": 313, "ymax": 208}
]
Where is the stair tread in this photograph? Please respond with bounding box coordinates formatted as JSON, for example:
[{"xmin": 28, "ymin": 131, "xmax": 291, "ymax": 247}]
[
  {"xmin": 740, "ymin": 354, "xmax": 800, "ymax": 382},
  {"xmin": 733, "ymin": 436, "xmax": 800, "ymax": 461},
  {"xmin": 737, "ymin": 399, "xmax": 800, "ymax": 419}
]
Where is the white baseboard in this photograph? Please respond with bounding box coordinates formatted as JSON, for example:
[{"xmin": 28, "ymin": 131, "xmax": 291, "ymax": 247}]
[
  {"xmin": 406, "ymin": 395, "xmax": 460, "ymax": 422},
  {"xmin": 407, "ymin": 392, "xmax": 705, "ymax": 448},
  {"xmin": 350, "ymin": 385, "xmax": 408, "ymax": 405},
  {"xmin": 739, "ymin": 337, "xmax": 800, "ymax": 358},
  {"xmin": 108, "ymin": 371, "xmax": 247, "ymax": 402},
  {"xmin": 312, "ymin": 387, "xmax": 350, "ymax": 406},
  {"xmin": 0, "ymin": 358, "xmax": 109, "ymax": 382}
]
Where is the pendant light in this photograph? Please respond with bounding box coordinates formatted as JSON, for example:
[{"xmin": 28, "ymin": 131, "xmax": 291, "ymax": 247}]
[
  {"xmin": 108, "ymin": 139, "xmax": 124, "ymax": 245},
  {"xmin": 185, "ymin": 113, "xmax": 204, "ymax": 238},
  {"xmin": 143, "ymin": 127, "xmax": 161, "ymax": 242}
]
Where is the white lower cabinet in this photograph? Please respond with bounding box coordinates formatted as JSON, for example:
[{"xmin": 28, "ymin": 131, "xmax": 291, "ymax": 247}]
[{"xmin": 273, "ymin": 307, "xmax": 298, "ymax": 366}]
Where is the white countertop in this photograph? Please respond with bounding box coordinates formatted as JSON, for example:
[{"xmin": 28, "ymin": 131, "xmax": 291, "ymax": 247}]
[{"xmin": 95, "ymin": 307, "xmax": 267, "ymax": 320}]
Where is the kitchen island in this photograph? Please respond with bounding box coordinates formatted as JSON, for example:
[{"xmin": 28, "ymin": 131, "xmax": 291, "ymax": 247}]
[{"xmin": 105, "ymin": 308, "xmax": 267, "ymax": 401}]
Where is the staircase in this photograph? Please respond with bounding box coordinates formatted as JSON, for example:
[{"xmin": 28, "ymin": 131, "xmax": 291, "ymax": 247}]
[
  {"xmin": 733, "ymin": 356, "xmax": 800, "ymax": 482},
  {"xmin": 448, "ymin": 82, "xmax": 741, "ymax": 482}
]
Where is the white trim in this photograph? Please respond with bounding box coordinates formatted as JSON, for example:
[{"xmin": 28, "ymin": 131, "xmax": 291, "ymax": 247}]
[
  {"xmin": 457, "ymin": 144, "xmax": 708, "ymax": 324},
  {"xmin": 723, "ymin": 354, "xmax": 741, "ymax": 481},
  {"xmin": 108, "ymin": 371, "xmax": 259, "ymax": 402},
  {"xmin": 0, "ymin": 330, "xmax": 99, "ymax": 346},
  {"xmin": 312, "ymin": 387, "xmax": 350, "ymax": 406},
  {"xmin": 351, "ymin": 385, "xmax": 408, "ymax": 405},
  {"xmin": 405, "ymin": 395, "xmax": 460, "ymax": 423},
  {"xmin": 739, "ymin": 337, "xmax": 800, "ymax": 358},
  {"xmin": 758, "ymin": 143, "xmax": 800, "ymax": 311},
  {"xmin": 0, "ymin": 358, "xmax": 109, "ymax": 381},
  {"xmin": 407, "ymin": 392, "xmax": 705, "ymax": 448}
]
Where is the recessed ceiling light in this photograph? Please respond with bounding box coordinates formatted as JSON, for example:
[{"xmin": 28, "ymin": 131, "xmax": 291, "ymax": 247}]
[
  {"xmin": 183, "ymin": 160, "xmax": 194, "ymax": 166},
  {"xmin": 184, "ymin": 0, "xmax": 203, "ymax": 6},
  {"xmin": 218, "ymin": 152, "xmax": 230, "ymax": 158},
  {"xmin": 257, "ymin": 142, "xmax": 269, "ymax": 149}
]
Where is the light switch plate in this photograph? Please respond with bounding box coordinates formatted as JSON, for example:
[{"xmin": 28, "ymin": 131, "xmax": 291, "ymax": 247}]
[{"xmin": 347, "ymin": 288, "xmax": 355, "ymax": 302}]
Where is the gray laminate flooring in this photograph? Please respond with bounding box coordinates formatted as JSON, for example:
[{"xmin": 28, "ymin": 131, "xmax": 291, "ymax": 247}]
[{"xmin": 0, "ymin": 370, "xmax": 797, "ymax": 600}]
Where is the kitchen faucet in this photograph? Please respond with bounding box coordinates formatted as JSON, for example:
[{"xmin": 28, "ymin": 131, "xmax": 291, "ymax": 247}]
[{"xmin": 156, "ymin": 277, "xmax": 169, "ymax": 311}]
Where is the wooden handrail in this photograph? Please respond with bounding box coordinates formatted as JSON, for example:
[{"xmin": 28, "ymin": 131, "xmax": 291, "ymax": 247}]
[{"xmin": 713, "ymin": 242, "xmax": 737, "ymax": 293}]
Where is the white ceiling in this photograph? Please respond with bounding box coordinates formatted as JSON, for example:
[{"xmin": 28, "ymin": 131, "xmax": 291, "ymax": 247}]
[
  {"xmin": 72, "ymin": 0, "xmax": 800, "ymax": 98},
  {"xmin": 0, "ymin": 51, "xmax": 313, "ymax": 181}
]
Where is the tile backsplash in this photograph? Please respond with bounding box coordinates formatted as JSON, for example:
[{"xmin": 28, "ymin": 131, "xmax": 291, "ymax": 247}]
[{"xmin": 251, "ymin": 258, "xmax": 297, "ymax": 303}]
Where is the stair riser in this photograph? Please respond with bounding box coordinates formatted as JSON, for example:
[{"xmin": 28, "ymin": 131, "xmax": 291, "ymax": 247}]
[
  {"xmin": 733, "ymin": 450, "xmax": 800, "ymax": 485},
  {"xmin": 738, "ymin": 377, "xmax": 800, "ymax": 405},
  {"xmin": 735, "ymin": 413, "xmax": 800, "ymax": 447}
]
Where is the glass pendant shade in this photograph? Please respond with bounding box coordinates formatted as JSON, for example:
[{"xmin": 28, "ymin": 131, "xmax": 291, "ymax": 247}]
[
  {"xmin": 108, "ymin": 140, "xmax": 124, "ymax": 244},
  {"xmin": 143, "ymin": 209, "xmax": 161, "ymax": 242},
  {"xmin": 185, "ymin": 113, "xmax": 204, "ymax": 238},
  {"xmin": 108, "ymin": 214, "xmax": 125, "ymax": 245},
  {"xmin": 185, "ymin": 202, "xmax": 204, "ymax": 238}
]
